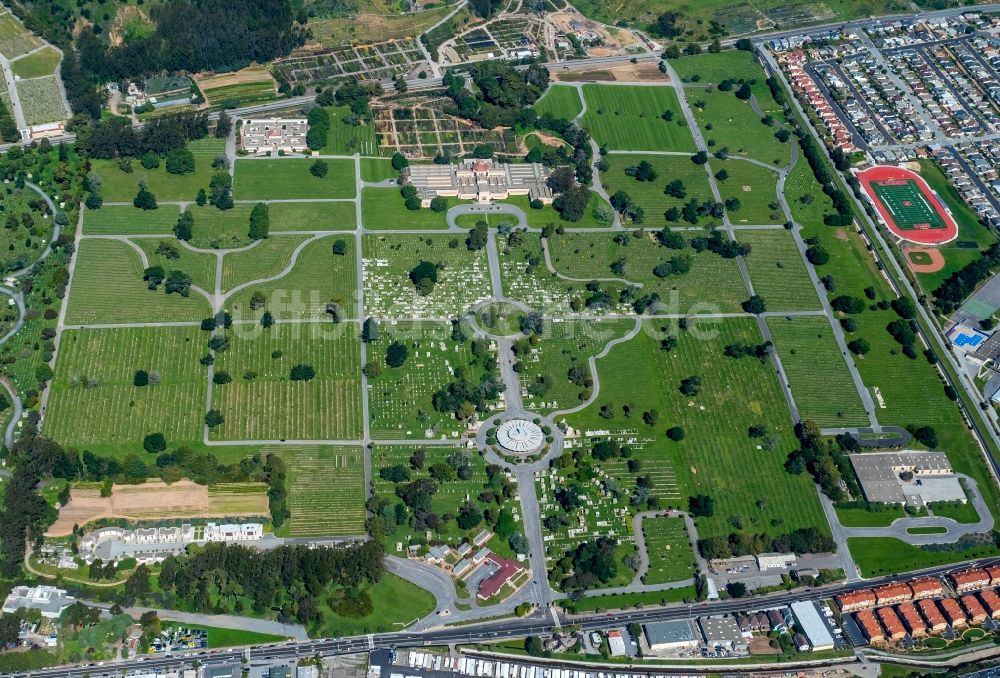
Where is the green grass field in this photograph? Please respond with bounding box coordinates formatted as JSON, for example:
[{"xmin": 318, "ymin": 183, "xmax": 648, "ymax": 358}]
[
  {"xmin": 737, "ymin": 230, "xmax": 820, "ymax": 311},
  {"xmin": 46, "ymin": 327, "xmax": 207, "ymax": 448},
  {"xmin": 533, "ymin": 84, "xmax": 584, "ymax": 120},
  {"xmin": 10, "ymin": 46, "xmax": 60, "ymax": 78},
  {"xmin": 273, "ymin": 445, "xmax": 367, "ymax": 537},
  {"xmin": 600, "ymin": 154, "xmax": 715, "ymax": 229},
  {"xmin": 504, "ymin": 194, "xmax": 612, "ymax": 230},
  {"xmin": 161, "ymin": 622, "xmax": 287, "ymax": 649},
  {"xmin": 581, "ymin": 85, "xmax": 695, "ymax": 152},
  {"xmin": 232, "ymin": 159, "xmax": 356, "ymax": 200},
  {"xmin": 692, "ymin": 90, "xmax": 790, "ymax": 166},
  {"xmin": 362, "ymin": 233, "xmax": 491, "ymax": 318},
  {"xmin": 318, "ymin": 572, "xmax": 436, "ymax": 637},
  {"xmin": 670, "ymin": 50, "xmax": 764, "ymax": 84},
  {"xmin": 66, "ymin": 239, "xmax": 210, "ymax": 324},
  {"xmin": 362, "ymin": 188, "xmax": 454, "ymax": 230},
  {"xmin": 361, "ymin": 158, "xmax": 399, "ymax": 183},
  {"xmin": 566, "ymin": 318, "xmax": 828, "ymax": 541},
  {"xmin": 92, "ymin": 138, "xmax": 225, "ymax": 202},
  {"xmin": 220, "ymin": 235, "xmax": 309, "ymax": 292},
  {"xmin": 271, "ymin": 201, "xmax": 357, "ymax": 231},
  {"xmin": 546, "ymin": 231, "xmax": 748, "ymax": 314},
  {"xmin": 848, "ymin": 537, "xmax": 999, "ymax": 578},
  {"xmin": 712, "ymin": 158, "xmax": 782, "ymax": 224},
  {"xmin": 225, "ymin": 235, "xmax": 358, "ymax": 321},
  {"xmin": 640, "ymin": 516, "xmax": 697, "ymax": 585},
  {"xmin": 210, "ymin": 323, "xmax": 362, "ymax": 440},
  {"xmin": 766, "ymin": 315, "xmax": 869, "ymax": 427},
  {"xmin": 83, "ymin": 205, "xmax": 181, "ymax": 235},
  {"xmin": 367, "ymin": 321, "xmax": 494, "ymax": 438}
]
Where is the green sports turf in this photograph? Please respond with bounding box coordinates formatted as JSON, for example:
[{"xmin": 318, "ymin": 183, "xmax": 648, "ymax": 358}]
[{"xmin": 870, "ymin": 179, "xmax": 944, "ymax": 231}]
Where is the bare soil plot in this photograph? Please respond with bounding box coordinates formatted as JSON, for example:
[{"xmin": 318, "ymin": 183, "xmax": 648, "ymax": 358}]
[{"xmin": 47, "ymin": 480, "xmax": 269, "ymax": 536}]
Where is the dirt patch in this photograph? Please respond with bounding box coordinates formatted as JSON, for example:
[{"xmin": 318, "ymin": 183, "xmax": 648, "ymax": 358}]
[
  {"xmin": 194, "ymin": 65, "xmax": 276, "ymax": 91},
  {"xmin": 748, "ymin": 636, "xmax": 782, "ymax": 655},
  {"xmin": 606, "ymin": 63, "xmax": 665, "ymax": 82},
  {"xmin": 47, "ymin": 480, "xmax": 269, "ymax": 536},
  {"xmin": 905, "ymin": 246, "xmax": 946, "ymax": 274},
  {"xmin": 834, "ymin": 228, "xmax": 849, "ymax": 241},
  {"xmin": 107, "ymin": 5, "xmax": 153, "ymax": 48}
]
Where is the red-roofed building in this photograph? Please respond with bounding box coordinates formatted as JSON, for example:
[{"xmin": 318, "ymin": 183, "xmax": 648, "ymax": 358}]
[
  {"xmin": 856, "ymin": 610, "xmax": 884, "ymax": 644},
  {"xmin": 917, "ymin": 598, "xmax": 947, "ymax": 632},
  {"xmin": 477, "ymin": 553, "xmax": 524, "ymax": 600},
  {"xmin": 961, "ymin": 594, "xmax": 987, "ymax": 624},
  {"xmin": 838, "ymin": 590, "xmax": 877, "ymax": 613},
  {"xmin": 876, "ymin": 607, "xmax": 905, "ymax": 641},
  {"xmin": 909, "ymin": 577, "xmax": 943, "ymax": 600},
  {"xmin": 875, "ymin": 583, "xmax": 912, "ymax": 606},
  {"xmin": 979, "ymin": 589, "xmax": 1000, "ymax": 619},
  {"xmin": 952, "ymin": 569, "xmax": 990, "ymax": 593},
  {"xmin": 897, "ymin": 602, "xmax": 927, "ymax": 637},
  {"xmin": 939, "ymin": 597, "xmax": 967, "ymax": 628},
  {"xmin": 986, "ymin": 565, "xmax": 1000, "ymax": 587}
]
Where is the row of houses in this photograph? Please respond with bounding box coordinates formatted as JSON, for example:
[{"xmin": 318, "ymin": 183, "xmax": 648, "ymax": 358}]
[
  {"xmin": 836, "ymin": 576, "xmax": 945, "ymax": 612},
  {"xmin": 779, "ymin": 51, "xmax": 859, "ymax": 152},
  {"xmin": 932, "ymin": 143, "xmax": 1000, "ymax": 229},
  {"xmin": 951, "ymin": 565, "xmax": 1000, "ymax": 592},
  {"xmin": 855, "ymin": 590, "xmax": 1000, "ymax": 644}
]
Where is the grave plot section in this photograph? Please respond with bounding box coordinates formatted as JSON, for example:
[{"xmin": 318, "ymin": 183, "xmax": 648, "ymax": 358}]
[
  {"xmin": 581, "ymin": 85, "xmax": 696, "ymax": 152},
  {"xmin": 17, "ymin": 75, "xmax": 69, "ymax": 126},
  {"xmin": 766, "ymin": 315, "xmax": 869, "ymax": 427},
  {"xmin": 187, "ymin": 204, "xmax": 255, "ymax": 248},
  {"xmin": 225, "ymin": 235, "xmax": 358, "ymax": 321},
  {"xmin": 232, "ymin": 159, "xmax": 356, "ymax": 201},
  {"xmin": 91, "ymin": 138, "xmax": 225, "ymax": 202},
  {"xmin": 209, "ymin": 324, "xmax": 362, "ymax": 441},
  {"xmin": 45, "ymin": 327, "xmax": 208, "ymax": 450},
  {"xmin": 0, "ymin": 10, "xmax": 44, "ymax": 59},
  {"xmin": 372, "ymin": 445, "xmax": 518, "ymax": 549},
  {"xmin": 135, "ymin": 238, "xmax": 217, "ymax": 293},
  {"xmin": 670, "ymin": 50, "xmax": 766, "ymax": 84},
  {"xmin": 66, "ymin": 239, "xmax": 211, "ymax": 324},
  {"xmin": 83, "ymin": 204, "xmax": 181, "ymax": 235},
  {"xmin": 497, "ymin": 232, "xmax": 598, "ymax": 315},
  {"xmin": 363, "ymin": 234, "xmax": 491, "ymax": 319},
  {"xmin": 691, "ymin": 89, "xmax": 791, "ymax": 166},
  {"xmin": 513, "ymin": 319, "xmax": 636, "ymax": 412},
  {"xmin": 712, "ymin": 159, "xmax": 782, "ymax": 225},
  {"xmin": 0, "ymin": 185, "xmax": 57, "ymax": 271},
  {"xmin": 220, "ymin": 235, "xmax": 310, "ymax": 293},
  {"xmin": 639, "ymin": 515, "xmax": 698, "ymax": 585},
  {"xmin": 737, "ymin": 230, "xmax": 820, "ymax": 311},
  {"xmin": 563, "ymin": 318, "xmax": 828, "ymax": 544},
  {"xmin": 600, "ymin": 154, "xmax": 716, "ymax": 229},
  {"xmin": 275, "ymin": 445, "xmax": 367, "ymax": 537},
  {"xmin": 545, "ymin": 231, "xmax": 748, "ymax": 314},
  {"xmin": 367, "ymin": 321, "xmax": 502, "ymax": 439}
]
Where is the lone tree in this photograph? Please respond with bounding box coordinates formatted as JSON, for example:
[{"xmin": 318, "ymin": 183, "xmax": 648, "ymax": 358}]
[
  {"xmin": 142, "ymin": 432, "xmax": 167, "ymax": 453},
  {"xmin": 679, "ymin": 375, "xmax": 700, "ymax": 396},
  {"xmin": 310, "ymin": 159, "xmax": 328, "ymax": 178},
  {"xmin": 134, "ymin": 370, "xmax": 150, "ymax": 387},
  {"xmin": 248, "ymin": 202, "xmax": 269, "ymax": 240},
  {"xmin": 741, "ymin": 295, "xmax": 767, "ymax": 314},
  {"xmin": 409, "ymin": 260, "xmax": 439, "ymax": 295},
  {"xmin": 386, "ymin": 341, "xmax": 409, "ymax": 368},
  {"xmin": 466, "ymin": 222, "xmax": 488, "ymax": 250},
  {"xmin": 361, "ymin": 317, "xmax": 380, "ymax": 343},
  {"xmin": 688, "ymin": 494, "xmax": 715, "ymax": 517},
  {"xmin": 290, "ymin": 364, "xmax": 316, "ymax": 381},
  {"xmin": 174, "ymin": 211, "xmax": 193, "ymax": 241},
  {"xmin": 331, "ymin": 239, "xmax": 347, "ymax": 256},
  {"xmin": 391, "ymin": 152, "xmax": 409, "ymax": 171},
  {"xmin": 666, "ymin": 426, "xmax": 685, "ymax": 441},
  {"xmin": 204, "ymin": 409, "xmax": 225, "ymax": 428},
  {"xmin": 133, "ymin": 183, "xmax": 158, "ymax": 210}
]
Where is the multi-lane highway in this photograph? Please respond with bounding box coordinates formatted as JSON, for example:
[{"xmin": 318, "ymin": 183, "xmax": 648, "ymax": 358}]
[{"xmin": 11, "ymin": 556, "xmax": 1000, "ymax": 678}]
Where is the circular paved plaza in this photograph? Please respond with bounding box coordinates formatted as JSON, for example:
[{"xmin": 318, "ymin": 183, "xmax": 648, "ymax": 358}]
[{"xmin": 496, "ymin": 419, "xmax": 544, "ymax": 453}]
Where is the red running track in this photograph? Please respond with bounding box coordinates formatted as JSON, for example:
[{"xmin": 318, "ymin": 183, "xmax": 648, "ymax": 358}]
[{"xmin": 857, "ymin": 165, "xmax": 958, "ymax": 245}]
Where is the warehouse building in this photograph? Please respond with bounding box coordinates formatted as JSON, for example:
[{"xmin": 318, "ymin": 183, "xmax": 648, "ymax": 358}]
[
  {"xmin": 2, "ymin": 586, "xmax": 74, "ymax": 619},
  {"xmin": 699, "ymin": 615, "xmax": 747, "ymax": 652},
  {"xmin": 643, "ymin": 620, "xmax": 700, "ymax": 654},
  {"xmin": 790, "ymin": 601, "xmax": 835, "ymax": 651}
]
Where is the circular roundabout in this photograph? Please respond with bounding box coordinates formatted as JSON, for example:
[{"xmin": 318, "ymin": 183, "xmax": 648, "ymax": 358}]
[{"xmin": 496, "ymin": 419, "xmax": 545, "ymax": 453}]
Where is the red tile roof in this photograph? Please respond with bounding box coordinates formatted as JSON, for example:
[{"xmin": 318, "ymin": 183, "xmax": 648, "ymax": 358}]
[
  {"xmin": 952, "ymin": 569, "xmax": 990, "ymax": 589},
  {"xmin": 838, "ymin": 590, "xmax": 876, "ymax": 611},
  {"xmin": 909, "ymin": 577, "xmax": 943, "ymax": 599},
  {"xmin": 917, "ymin": 598, "xmax": 946, "ymax": 628},
  {"xmin": 876, "ymin": 607, "xmax": 905, "ymax": 637},
  {"xmin": 856, "ymin": 610, "xmax": 884, "ymax": 641},
  {"xmin": 897, "ymin": 602, "xmax": 926, "ymax": 635},
  {"xmin": 875, "ymin": 583, "xmax": 912, "ymax": 604},
  {"xmin": 961, "ymin": 594, "xmax": 987, "ymax": 621},
  {"xmin": 939, "ymin": 597, "xmax": 966, "ymax": 624}
]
